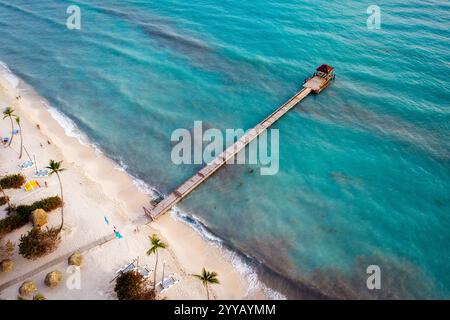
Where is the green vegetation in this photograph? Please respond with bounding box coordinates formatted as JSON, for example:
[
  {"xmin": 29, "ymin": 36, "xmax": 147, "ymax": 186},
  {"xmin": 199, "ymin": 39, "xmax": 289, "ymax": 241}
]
[
  {"xmin": 0, "ymin": 196, "xmax": 10, "ymax": 206},
  {"xmin": 114, "ymin": 270, "xmax": 155, "ymax": 300},
  {"xmin": 15, "ymin": 195, "xmax": 64, "ymax": 260},
  {"xmin": 0, "ymin": 178, "xmax": 13, "ymax": 210},
  {"xmin": 14, "ymin": 196, "xmax": 62, "ymax": 216},
  {"xmin": 0, "ymin": 166, "xmax": 64, "ymax": 260},
  {"xmin": 18, "ymin": 227, "xmax": 60, "ymax": 260},
  {"xmin": 0, "ymin": 174, "xmax": 25, "ymax": 189},
  {"xmin": 0, "ymin": 212, "xmax": 29, "ymax": 238},
  {"xmin": 0, "ymin": 196, "xmax": 62, "ymax": 238}
]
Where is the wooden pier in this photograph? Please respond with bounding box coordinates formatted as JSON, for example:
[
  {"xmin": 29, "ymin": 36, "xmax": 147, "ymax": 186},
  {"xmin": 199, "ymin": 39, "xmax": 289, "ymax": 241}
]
[{"xmin": 146, "ymin": 66, "xmax": 334, "ymax": 220}]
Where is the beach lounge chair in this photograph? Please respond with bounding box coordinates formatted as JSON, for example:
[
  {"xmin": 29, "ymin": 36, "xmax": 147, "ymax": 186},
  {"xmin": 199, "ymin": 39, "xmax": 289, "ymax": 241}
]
[
  {"xmin": 24, "ymin": 180, "xmax": 40, "ymax": 192},
  {"xmin": 110, "ymin": 261, "xmax": 137, "ymax": 283},
  {"xmin": 34, "ymin": 169, "xmax": 49, "ymax": 178},
  {"xmin": 139, "ymin": 265, "xmax": 153, "ymax": 279},
  {"xmin": 19, "ymin": 160, "xmax": 34, "ymax": 170},
  {"xmin": 115, "ymin": 262, "xmax": 137, "ymax": 274},
  {"xmin": 122, "ymin": 262, "xmax": 136, "ymax": 273},
  {"xmin": 158, "ymin": 274, "xmax": 180, "ymax": 293}
]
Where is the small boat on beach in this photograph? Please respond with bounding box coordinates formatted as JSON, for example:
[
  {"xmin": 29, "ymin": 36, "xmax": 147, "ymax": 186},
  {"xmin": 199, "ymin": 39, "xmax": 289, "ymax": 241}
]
[{"xmin": 303, "ymin": 64, "xmax": 335, "ymax": 94}]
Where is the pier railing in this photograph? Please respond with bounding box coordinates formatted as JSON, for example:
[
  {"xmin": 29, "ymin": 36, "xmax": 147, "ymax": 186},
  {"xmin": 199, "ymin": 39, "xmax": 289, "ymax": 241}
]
[{"xmin": 146, "ymin": 87, "xmax": 313, "ymax": 220}]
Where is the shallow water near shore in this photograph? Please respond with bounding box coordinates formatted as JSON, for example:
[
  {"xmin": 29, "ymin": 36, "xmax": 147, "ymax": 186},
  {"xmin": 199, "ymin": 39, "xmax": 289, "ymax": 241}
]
[{"xmin": 0, "ymin": 0, "xmax": 449, "ymax": 298}]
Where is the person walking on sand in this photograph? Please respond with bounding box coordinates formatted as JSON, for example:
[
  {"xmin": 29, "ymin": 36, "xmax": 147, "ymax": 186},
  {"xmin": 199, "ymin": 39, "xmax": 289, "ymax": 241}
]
[{"xmin": 113, "ymin": 226, "xmax": 123, "ymax": 239}]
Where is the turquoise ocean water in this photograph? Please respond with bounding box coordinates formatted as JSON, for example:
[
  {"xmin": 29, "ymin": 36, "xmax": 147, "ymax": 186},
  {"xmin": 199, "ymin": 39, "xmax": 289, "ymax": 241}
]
[{"xmin": 0, "ymin": 0, "xmax": 449, "ymax": 298}]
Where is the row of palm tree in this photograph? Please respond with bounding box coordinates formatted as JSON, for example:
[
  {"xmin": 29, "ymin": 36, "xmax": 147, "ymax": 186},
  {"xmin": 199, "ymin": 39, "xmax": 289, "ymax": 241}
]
[
  {"xmin": 3, "ymin": 107, "xmax": 24, "ymax": 159},
  {"xmin": 3, "ymin": 106, "xmax": 65, "ymax": 229},
  {"xmin": 146, "ymin": 234, "xmax": 220, "ymax": 300},
  {"xmin": 2, "ymin": 107, "xmax": 64, "ymax": 227},
  {"xmin": 1, "ymin": 108, "xmax": 26, "ymax": 210}
]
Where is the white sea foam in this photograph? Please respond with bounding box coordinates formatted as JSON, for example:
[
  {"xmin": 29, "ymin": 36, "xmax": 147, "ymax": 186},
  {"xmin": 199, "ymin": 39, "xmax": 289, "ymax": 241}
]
[
  {"xmin": 45, "ymin": 103, "xmax": 86, "ymax": 142},
  {"xmin": 221, "ymin": 245, "xmax": 286, "ymax": 300},
  {"xmin": 0, "ymin": 60, "xmax": 19, "ymax": 88},
  {"xmin": 43, "ymin": 101, "xmax": 105, "ymax": 157},
  {"xmin": 46, "ymin": 99, "xmax": 162, "ymax": 200},
  {"xmin": 1, "ymin": 60, "xmax": 103, "ymax": 156},
  {"xmin": 171, "ymin": 208, "xmax": 223, "ymax": 245},
  {"xmin": 170, "ymin": 208, "xmax": 287, "ymax": 300},
  {"xmin": 0, "ymin": 60, "xmax": 285, "ymax": 299},
  {"xmin": 113, "ymin": 158, "xmax": 161, "ymax": 198}
]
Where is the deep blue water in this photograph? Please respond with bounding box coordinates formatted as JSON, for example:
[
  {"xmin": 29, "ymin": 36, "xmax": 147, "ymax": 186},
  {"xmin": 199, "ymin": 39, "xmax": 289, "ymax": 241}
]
[{"xmin": 0, "ymin": 0, "xmax": 449, "ymax": 298}]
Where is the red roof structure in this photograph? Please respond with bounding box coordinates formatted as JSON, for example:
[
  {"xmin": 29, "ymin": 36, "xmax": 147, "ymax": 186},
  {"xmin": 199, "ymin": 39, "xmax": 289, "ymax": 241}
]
[{"xmin": 316, "ymin": 64, "xmax": 334, "ymax": 74}]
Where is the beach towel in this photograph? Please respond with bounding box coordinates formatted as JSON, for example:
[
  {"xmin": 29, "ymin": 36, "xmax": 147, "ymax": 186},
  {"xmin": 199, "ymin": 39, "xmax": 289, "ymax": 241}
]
[
  {"xmin": 114, "ymin": 230, "xmax": 123, "ymax": 239},
  {"xmin": 24, "ymin": 180, "xmax": 40, "ymax": 192},
  {"xmin": 104, "ymin": 216, "xmax": 110, "ymax": 225}
]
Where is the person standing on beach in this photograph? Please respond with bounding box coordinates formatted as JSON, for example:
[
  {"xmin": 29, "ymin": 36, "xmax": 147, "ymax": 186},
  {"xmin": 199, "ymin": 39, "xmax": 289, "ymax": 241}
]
[{"xmin": 113, "ymin": 226, "xmax": 123, "ymax": 239}]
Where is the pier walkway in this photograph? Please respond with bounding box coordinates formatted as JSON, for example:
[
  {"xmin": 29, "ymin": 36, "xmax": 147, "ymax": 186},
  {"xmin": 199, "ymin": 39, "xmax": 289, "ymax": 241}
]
[{"xmin": 146, "ymin": 87, "xmax": 313, "ymax": 220}]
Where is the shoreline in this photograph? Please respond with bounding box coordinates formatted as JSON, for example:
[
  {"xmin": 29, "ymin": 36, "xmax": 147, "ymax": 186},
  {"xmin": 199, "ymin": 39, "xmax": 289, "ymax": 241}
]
[{"xmin": 0, "ymin": 62, "xmax": 280, "ymax": 299}]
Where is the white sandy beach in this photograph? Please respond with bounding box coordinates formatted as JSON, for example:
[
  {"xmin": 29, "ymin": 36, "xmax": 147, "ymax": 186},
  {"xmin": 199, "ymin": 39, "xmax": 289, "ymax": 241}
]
[{"xmin": 0, "ymin": 66, "xmax": 270, "ymax": 300}]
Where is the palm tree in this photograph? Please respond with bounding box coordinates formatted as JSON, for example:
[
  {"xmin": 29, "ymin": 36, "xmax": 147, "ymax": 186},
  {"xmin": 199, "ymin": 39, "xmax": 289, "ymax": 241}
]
[
  {"xmin": 194, "ymin": 268, "xmax": 220, "ymax": 300},
  {"xmin": 146, "ymin": 234, "xmax": 168, "ymax": 291},
  {"xmin": 2, "ymin": 107, "xmax": 15, "ymax": 147},
  {"xmin": 46, "ymin": 160, "xmax": 66, "ymax": 233},
  {"xmin": 15, "ymin": 116, "xmax": 23, "ymax": 159}
]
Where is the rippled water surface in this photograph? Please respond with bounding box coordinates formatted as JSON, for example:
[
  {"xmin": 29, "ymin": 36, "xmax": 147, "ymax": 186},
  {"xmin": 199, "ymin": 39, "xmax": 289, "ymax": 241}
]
[{"xmin": 0, "ymin": 0, "xmax": 449, "ymax": 298}]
